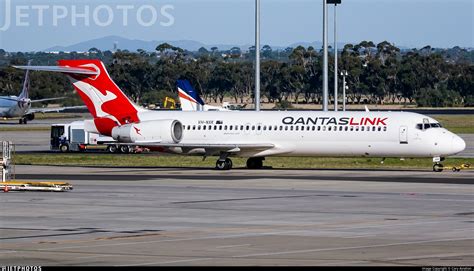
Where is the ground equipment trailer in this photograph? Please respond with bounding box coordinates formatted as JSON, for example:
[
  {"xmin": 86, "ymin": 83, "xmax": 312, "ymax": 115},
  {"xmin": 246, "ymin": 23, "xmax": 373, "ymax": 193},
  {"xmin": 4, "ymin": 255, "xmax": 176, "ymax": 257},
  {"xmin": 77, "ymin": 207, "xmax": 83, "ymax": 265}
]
[{"xmin": 51, "ymin": 121, "xmax": 115, "ymax": 152}]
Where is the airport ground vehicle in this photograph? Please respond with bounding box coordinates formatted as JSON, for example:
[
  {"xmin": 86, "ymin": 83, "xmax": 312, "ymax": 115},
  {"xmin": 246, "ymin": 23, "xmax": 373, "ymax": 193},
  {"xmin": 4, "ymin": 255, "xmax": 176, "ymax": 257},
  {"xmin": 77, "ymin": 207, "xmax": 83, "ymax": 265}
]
[{"xmin": 51, "ymin": 121, "xmax": 116, "ymax": 153}]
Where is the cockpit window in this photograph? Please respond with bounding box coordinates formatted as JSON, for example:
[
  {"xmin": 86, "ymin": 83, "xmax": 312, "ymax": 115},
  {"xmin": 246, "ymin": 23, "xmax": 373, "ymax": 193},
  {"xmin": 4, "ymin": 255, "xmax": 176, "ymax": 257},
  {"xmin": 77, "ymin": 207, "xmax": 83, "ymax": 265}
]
[{"xmin": 416, "ymin": 123, "xmax": 443, "ymax": 130}]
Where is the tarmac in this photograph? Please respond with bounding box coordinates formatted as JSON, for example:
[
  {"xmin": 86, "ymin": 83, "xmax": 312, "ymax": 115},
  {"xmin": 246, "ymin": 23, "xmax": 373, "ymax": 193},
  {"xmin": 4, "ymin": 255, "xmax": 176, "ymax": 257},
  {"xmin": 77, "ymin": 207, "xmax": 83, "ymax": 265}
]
[
  {"xmin": 0, "ymin": 166, "xmax": 473, "ymax": 266},
  {"xmin": 1, "ymin": 114, "xmax": 473, "ymax": 266}
]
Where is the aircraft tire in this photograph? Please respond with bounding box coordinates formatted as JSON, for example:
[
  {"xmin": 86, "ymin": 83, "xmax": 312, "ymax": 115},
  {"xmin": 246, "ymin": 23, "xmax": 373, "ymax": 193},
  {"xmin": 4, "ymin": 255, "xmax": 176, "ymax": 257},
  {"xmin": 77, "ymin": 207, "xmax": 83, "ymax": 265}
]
[
  {"xmin": 247, "ymin": 157, "xmax": 264, "ymax": 169},
  {"xmin": 216, "ymin": 159, "xmax": 232, "ymax": 170},
  {"xmin": 433, "ymin": 164, "xmax": 443, "ymax": 172}
]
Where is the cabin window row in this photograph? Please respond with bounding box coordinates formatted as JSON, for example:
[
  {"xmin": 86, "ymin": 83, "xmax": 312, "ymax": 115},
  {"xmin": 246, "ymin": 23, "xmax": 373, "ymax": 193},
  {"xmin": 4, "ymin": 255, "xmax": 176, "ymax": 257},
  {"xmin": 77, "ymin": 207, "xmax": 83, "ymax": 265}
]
[{"xmin": 183, "ymin": 125, "xmax": 388, "ymax": 132}]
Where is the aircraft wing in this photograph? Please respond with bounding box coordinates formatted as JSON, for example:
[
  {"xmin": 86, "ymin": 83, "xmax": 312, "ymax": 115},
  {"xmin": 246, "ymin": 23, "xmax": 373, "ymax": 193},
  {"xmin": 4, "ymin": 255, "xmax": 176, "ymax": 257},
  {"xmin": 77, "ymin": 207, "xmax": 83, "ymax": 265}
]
[
  {"xmin": 116, "ymin": 142, "xmax": 275, "ymax": 156},
  {"xmin": 27, "ymin": 105, "xmax": 87, "ymax": 114}
]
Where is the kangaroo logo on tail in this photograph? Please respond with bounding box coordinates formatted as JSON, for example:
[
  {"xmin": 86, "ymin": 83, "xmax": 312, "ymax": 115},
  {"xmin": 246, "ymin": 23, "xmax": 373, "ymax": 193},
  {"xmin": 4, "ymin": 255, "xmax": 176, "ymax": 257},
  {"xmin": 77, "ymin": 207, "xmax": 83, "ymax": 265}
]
[{"xmin": 58, "ymin": 60, "xmax": 143, "ymax": 136}]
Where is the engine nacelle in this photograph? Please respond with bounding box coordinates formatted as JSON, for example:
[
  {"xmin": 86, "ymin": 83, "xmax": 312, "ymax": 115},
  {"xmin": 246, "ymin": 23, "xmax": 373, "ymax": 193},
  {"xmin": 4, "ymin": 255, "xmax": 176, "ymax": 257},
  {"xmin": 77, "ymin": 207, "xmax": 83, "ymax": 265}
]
[{"xmin": 111, "ymin": 120, "xmax": 183, "ymax": 144}]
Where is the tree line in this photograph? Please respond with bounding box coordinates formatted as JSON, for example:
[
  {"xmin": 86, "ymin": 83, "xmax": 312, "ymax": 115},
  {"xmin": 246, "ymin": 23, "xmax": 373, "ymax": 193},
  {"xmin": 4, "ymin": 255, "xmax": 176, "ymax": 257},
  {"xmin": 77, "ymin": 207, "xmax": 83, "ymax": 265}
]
[{"xmin": 0, "ymin": 41, "xmax": 472, "ymax": 108}]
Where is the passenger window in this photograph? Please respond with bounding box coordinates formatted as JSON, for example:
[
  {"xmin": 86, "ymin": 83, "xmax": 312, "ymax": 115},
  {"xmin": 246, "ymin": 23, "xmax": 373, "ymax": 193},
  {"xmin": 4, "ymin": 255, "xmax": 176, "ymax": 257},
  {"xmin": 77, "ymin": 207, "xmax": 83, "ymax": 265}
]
[
  {"xmin": 361, "ymin": 126, "xmax": 365, "ymax": 131},
  {"xmin": 257, "ymin": 126, "xmax": 261, "ymax": 131},
  {"xmin": 268, "ymin": 126, "xmax": 272, "ymax": 131},
  {"xmin": 214, "ymin": 125, "xmax": 217, "ymax": 130},
  {"xmin": 339, "ymin": 126, "xmax": 343, "ymax": 131},
  {"xmin": 378, "ymin": 127, "xmax": 382, "ymax": 131},
  {"xmin": 229, "ymin": 126, "xmax": 233, "ymax": 131},
  {"xmin": 296, "ymin": 126, "xmax": 299, "ymax": 131},
  {"xmin": 318, "ymin": 126, "xmax": 321, "ymax": 131},
  {"xmin": 372, "ymin": 126, "xmax": 376, "ymax": 131},
  {"xmin": 193, "ymin": 126, "xmax": 196, "ymax": 130},
  {"xmin": 328, "ymin": 126, "xmax": 332, "ymax": 131},
  {"xmin": 290, "ymin": 126, "xmax": 294, "ymax": 131},
  {"xmin": 198, "ymin": 125, "xmax": 201, "ymax": 130},
  {"xmin": 322, "ymin": 126, "xmax": 326, "ymax": 131},
  {"xmin": 350, "ymin": 126, "xmax": 354, "ymax": 131},
  {"xmin": 345, "ymin": 126, "xmax": 348, "ymax": 131},
  {"xmin": 285, "ymin": 126, "xmax": 288, "ymax": 131},
  {"xmin": 383, "ymin": 127, "xmax": 387, "ymax": 132},
  {"xmin": 219, "ymin": 126, "xmax": 223, "ymax": 130},
  {"xmin": 312, "ymin": 126, "xmax": 316, "ymax": 131},
  {"xmin": 355, "ymin": 126, "xmax": 359, "ymax": 132}
]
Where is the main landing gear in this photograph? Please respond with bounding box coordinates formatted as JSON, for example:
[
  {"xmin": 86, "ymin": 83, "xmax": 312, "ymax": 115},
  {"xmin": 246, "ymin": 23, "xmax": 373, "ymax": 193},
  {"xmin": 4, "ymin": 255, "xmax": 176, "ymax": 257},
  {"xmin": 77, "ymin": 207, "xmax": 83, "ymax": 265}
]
[
  {"xmin": 215, "ymin": 157, "xmax": 266, "ymax": 170},
  {"xmin": 246, "ymin": 157, "xmax": 265, "ymax": 169},
  {"xmin": 216, "ymin": 158, "xmax": 233, "ymax": 170},
  {"xmin": 19, "ymin": 117, "xmax": 27, "ymax": 125}
]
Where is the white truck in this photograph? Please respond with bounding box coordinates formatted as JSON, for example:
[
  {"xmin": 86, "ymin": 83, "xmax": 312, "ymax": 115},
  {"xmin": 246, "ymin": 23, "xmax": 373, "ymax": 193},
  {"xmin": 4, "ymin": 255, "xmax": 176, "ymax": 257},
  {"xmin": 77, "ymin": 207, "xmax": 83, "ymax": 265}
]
[{"xmin": 51, "ymin": 121, "xmax": 136, "ymax": 153}]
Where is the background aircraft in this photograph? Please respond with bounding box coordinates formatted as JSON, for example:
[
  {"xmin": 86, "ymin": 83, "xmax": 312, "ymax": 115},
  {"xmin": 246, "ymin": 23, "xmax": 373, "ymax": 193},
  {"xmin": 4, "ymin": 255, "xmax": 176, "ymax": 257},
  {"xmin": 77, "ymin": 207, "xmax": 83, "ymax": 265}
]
[
  {"xmin": 0, "ymin": 61, "xmax": 83, "ymax": 124},
  {"xmin": 177, "ymin": 80, "xmax": 230, "ymax": 112}
]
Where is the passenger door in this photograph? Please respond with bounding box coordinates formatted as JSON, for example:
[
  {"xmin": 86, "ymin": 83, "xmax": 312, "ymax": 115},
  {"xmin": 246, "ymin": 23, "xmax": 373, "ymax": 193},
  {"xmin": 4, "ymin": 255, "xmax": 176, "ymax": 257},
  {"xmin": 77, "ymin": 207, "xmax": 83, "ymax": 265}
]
[{"xmin": 399, "ymin": 126, "xmax": 408, "ymax": 144}]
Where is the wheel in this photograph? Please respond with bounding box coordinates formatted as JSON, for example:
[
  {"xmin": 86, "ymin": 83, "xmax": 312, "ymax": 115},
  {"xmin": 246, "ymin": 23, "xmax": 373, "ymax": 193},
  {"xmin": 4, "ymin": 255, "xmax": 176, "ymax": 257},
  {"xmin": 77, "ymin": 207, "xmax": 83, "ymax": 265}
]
[
  {"xmin": 22, "ymin": 118, "xmax": 27, "ymax": 125},
  {"xmin": 225, "ymin": 158, "xmax": 233, "ymax": 170},
  {"xmin": 107, "ymin": 145, "xmax": 118, "ymax": 153},
  {"xmin": 216, "ymin": 160, "xmax": 227, "ymax": 170},
  {"xmin": 60, "ymin": 144, "xmax": 69, "ymax": 153},
  {"xmin": 452, "ymin": 167, "xmax": 458, "ymax": 172},
  {"xmin": 433, "ymin": 164, "xmax": 443, "ymax": 172},
  {"xmin": 19, "ymin": 119, "xmax": 23, "ymax": 124},
  {"xmin": 120, "ymin": 145, "xmax": 130, "ymax": 154},
  {"xmin": 247, "ymin": 157, "xmax": 264, "ymax": 169},
  {"xmin": 216, "ymin": 158, "xmax": 232, "ymax": 170}
]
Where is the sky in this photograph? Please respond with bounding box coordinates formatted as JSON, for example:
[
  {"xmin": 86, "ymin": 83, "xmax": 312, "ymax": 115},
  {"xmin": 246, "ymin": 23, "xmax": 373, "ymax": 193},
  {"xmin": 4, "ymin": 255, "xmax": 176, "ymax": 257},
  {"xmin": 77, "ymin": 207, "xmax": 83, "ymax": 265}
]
[{"xmin": 0, "ymin": 0, "xmax": 472, "ymax": 52}]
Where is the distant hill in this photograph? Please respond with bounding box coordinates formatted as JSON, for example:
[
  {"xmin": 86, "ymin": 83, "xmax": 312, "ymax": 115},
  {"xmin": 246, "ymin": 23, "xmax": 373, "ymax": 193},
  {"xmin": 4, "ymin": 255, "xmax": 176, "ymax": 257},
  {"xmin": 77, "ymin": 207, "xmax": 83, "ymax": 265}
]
[
  {"xmin": 44, "ymin": 35, "xmax": 323, "ymax": 53},
  {"xmin": 44, "ymin": 35, "xmax": 416, "ymax": 53}
]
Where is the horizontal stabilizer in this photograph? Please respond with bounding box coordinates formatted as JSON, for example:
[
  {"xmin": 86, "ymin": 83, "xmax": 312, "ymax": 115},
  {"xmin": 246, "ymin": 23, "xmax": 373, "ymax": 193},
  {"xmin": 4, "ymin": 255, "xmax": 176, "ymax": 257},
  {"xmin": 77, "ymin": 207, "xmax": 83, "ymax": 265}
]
[
  {"xmin": 13, "ymin": 66, "xmax": 99, "ymax": 75},
  {"xmin": 31, "ymin": 97, "xmax": 66, "ymax": 103}
]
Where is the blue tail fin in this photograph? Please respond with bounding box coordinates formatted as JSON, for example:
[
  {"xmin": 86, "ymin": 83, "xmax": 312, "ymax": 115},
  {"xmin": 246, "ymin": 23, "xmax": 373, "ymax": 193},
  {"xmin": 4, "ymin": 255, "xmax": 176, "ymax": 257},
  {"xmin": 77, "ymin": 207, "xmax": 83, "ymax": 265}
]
[{"xmin": 177, "ymin": 80, "xmax": 205, "ymax": 107}]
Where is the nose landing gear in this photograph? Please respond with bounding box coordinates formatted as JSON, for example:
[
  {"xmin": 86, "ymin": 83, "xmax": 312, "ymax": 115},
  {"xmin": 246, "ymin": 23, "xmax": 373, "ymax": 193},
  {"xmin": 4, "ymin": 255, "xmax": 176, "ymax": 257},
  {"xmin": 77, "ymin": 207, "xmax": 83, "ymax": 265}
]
[{"xmin": 432, "ymin": 157, "xmax": 445, "ymax": 172}]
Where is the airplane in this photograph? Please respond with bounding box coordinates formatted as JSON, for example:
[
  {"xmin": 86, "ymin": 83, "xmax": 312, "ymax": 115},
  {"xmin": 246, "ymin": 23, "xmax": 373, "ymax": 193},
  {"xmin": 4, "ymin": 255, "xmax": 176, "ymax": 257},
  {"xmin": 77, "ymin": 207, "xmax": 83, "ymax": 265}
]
[
  {"xmin": 15, "ymin": 60, "xmax": 466, "ymax": 172},
  {"xmin": 177, "ymin": 79, "xmax": 230, "ymax": 111},
  {"xmin": 0, "ymin": 61, "xmax": 82, "ymax": 124}
]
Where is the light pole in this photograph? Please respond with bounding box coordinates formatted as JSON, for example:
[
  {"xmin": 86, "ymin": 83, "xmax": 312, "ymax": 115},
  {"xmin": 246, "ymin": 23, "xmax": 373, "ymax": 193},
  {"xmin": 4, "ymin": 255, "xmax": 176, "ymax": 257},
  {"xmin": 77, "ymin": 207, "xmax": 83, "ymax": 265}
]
[
  {"xmin": 255, "ymin": 0, "xmax": 261, "ymax": 112},
  {"xmin": 322, "ymin": 0, "xmax": 328, "ymax": 111},
  {"xmin": 327, "ymin": 0, "xmax": 342, "ymax": 111},
  {"xmin": 341, "ymin": 70, "xmax": 348, "ymax": 111}
]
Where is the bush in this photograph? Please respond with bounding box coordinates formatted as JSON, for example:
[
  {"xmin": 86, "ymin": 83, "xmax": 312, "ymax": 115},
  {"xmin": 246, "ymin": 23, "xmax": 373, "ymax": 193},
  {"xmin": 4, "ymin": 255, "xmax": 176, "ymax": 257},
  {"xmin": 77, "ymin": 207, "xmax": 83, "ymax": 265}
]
[{"xmin": 415, "ymin": 87, "xmax": 463, "ymax": 107}]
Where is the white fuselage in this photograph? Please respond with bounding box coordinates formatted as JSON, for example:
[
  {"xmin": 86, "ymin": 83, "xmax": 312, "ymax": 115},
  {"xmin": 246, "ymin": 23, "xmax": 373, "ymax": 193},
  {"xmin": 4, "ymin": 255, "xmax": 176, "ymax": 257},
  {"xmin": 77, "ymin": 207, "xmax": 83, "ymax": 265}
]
[
  {"xmin": 0, "ymin": 96, "xmax": 30, "ymax": 118},
  {"xmin": 133, "ymin": 110, "xmax": 466, "ymax": 158}
]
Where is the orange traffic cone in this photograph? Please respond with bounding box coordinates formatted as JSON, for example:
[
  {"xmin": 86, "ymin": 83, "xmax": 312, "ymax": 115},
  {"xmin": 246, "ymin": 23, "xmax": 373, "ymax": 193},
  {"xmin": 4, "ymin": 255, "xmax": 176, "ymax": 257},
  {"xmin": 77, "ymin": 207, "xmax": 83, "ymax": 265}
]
[{"xmin": 3, "ymin": 184, "xmax": 9, "ymax": 193}]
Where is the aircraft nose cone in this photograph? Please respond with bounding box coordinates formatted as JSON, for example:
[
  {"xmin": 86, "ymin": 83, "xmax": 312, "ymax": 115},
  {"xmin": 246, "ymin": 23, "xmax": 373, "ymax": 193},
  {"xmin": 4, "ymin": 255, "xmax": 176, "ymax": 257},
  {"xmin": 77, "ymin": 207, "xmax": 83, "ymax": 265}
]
[{"xmin": 452, "ymin": 135, "xmax": 466, "ymax": 154}]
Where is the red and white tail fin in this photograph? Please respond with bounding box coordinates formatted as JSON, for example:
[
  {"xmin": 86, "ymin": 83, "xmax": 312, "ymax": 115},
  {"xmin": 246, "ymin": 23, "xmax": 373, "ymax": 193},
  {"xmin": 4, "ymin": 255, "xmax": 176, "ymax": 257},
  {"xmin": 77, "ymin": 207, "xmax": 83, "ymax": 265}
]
[{"xmin": 15, "ymin": 60, "xmax": 144, "ymax": 136}]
